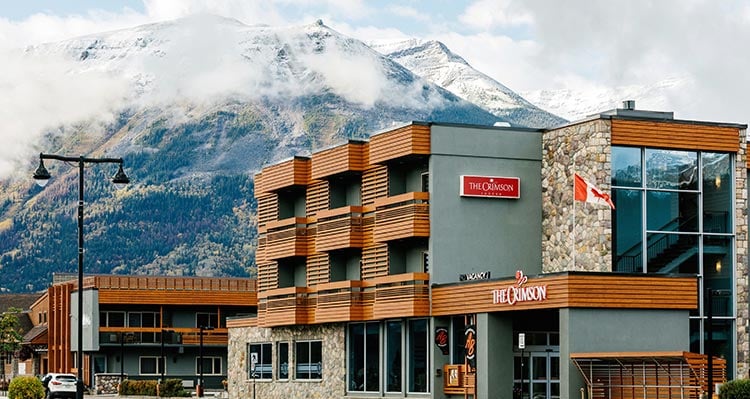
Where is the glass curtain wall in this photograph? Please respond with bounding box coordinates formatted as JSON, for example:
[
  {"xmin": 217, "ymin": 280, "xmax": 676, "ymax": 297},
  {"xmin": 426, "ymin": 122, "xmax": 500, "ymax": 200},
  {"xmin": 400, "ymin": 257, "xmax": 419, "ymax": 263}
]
[{"xmin": 611, "ymin": 146, "xmax": 734, "ymax": 376}]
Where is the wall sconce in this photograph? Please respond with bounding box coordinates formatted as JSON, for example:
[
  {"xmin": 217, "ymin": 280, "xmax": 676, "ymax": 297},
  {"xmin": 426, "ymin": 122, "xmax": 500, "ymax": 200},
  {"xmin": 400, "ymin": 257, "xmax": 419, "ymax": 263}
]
[
  {"xmin": 715, "ymin": 175, "xmax": 721, "ymax": 189},
  {"xmin": 715, "ymin": 259, "xmax": 722, "ymax": 273}
]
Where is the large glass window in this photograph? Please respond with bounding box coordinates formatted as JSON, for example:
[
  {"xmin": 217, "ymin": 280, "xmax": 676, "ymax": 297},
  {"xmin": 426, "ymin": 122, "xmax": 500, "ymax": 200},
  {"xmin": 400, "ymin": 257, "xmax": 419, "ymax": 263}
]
[
  {"xmin": 277, "ymin": 342, "xmax": 289, "ymax": 380},
  {"xmin": 248, "ymin": 343, "xmax": 272, "ymax": 379},
  {"xmin": 348, "ymin": 322, "xmax": 379, "ymax": 392},
  {"xmin": 385, "ymin": 321, "xmax": 402, "ymax": 393},
  {"xmin": 139, "ymin": 357, "xmax": 164, "ymax": 375},
  {"xmin": 408, "ymin": 319, "xmax": 429, "ymax": 393},
  {"xmin": 611, "ymin": 146, "xmax": 735, "ymax": 377},
  {"xmin": 295, "ymin": 341, "xmax": 322, "ymax": 380},
  {"xmin": 196, "ymin": 356, "xmax": 222, "ymax": 375}
]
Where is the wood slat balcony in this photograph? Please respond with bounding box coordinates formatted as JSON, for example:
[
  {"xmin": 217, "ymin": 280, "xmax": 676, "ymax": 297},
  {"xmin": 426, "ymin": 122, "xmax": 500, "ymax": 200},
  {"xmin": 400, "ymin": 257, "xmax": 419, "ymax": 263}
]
[
  {"xmin": 312, "ymin": 280, "xmax": 371, "ymax": 323},
  {"xmin": 265, "ymin": 217, "xmax": 311, "ymax": 260},
  {"xmin": 373, "ymin": 192, "xmax": 430, "ymax": 242},
  {"xmin": 311, "ymin": 141, "xmax": 368, "ymax": 180},
  {"xmin": 256, "ymin": 273, "xmax": 427, "ymax": 327},
  {"xmin": 369, "ymin": 123, "xmax": 430, "ymax": 165},
  {"xmin": 315, "ymin": 206, "xmax": 365, "ymax": 252},
  {"xmin": 258, "ymin": 287, "xmax": 314, "ymax": 326},
  {"xmin": 371, "ymin": 272, "xmax": 430, "ymax": 319},
  {"xmin": 255, "ymin": 156, "xmax": 311, "ymax": 194},
  {"xmin": 98, "ymin": 327, "xmax": 229, "ymax": 345}
]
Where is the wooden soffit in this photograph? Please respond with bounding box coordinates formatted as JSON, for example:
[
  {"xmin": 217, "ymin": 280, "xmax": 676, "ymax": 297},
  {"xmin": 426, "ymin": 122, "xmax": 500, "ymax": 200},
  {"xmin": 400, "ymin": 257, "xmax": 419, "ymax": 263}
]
[
  {"xmin": 431, "ymin": 272, "xmax": 697, "ymax": 316},
  {"xmin": 611, "ymin": 119, "xmax": 740, "ymax": 152}
]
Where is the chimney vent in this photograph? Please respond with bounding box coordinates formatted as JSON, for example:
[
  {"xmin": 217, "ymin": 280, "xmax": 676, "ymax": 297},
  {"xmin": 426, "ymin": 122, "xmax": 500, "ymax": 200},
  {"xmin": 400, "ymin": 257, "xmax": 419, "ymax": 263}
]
[{"xmin": 623, "ymin": 100, "xmax": 636, "ymax": 110}]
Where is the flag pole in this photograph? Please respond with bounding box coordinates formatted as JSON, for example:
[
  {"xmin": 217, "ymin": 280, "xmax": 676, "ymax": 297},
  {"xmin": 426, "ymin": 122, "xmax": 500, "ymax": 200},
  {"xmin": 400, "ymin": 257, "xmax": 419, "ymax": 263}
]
[{"xmin": 572, "ymin": 154, "xmax": 577, "ymax": 270}]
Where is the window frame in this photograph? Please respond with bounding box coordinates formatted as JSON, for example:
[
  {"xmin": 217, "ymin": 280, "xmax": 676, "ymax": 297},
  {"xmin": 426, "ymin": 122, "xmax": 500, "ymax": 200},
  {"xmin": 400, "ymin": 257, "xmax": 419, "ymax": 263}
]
[
  {"xmin": 247, "ymin": 342, "xmax": 273, "ymax": 380},
  {"xmin": 294, "ymin": 340, "xmax": 323, "ymax": 380},
  {"xmin": 195, "ymin": 356, "xmax": 222, "ymax": 376},
  {"xmin": 139, "ymin": 356, "xmax": 165, "ymax": 376}
]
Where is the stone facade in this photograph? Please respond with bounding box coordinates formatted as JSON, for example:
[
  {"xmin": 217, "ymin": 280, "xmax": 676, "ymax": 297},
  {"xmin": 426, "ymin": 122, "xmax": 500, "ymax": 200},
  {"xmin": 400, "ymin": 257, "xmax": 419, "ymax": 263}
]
[
  {"xmin": 227, "ymin": 323, "xmax": 346, "ymax": 399},
  {"xmin": 94, "ymin": 373, "xmax": 123, "ymax": 394},
  {"xmin": 734, "ymin": 128, "xmax": 749, "ymax": 378},
  {"xmin": 542, "ymin": 119, "xmax": 613, "ymax": 273}
]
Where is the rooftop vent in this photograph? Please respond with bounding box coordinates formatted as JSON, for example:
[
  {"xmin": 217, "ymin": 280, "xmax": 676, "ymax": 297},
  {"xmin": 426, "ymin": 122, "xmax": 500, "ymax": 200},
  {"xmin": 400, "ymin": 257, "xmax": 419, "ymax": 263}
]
[{"xmin": 623, "ymin": 100, "xmax": 636, "ymax": 110}]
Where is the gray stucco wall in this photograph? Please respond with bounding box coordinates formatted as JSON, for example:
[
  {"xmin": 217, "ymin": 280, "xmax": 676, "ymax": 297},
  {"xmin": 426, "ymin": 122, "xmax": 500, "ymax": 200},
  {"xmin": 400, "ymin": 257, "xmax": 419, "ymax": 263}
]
[
  {"xmin": 560, "ymin": 308, "xmax": 690, "ymax": 398},
  {"xmin": 429, "ymin": 125, "xmax": 542, "ymax": 284}
]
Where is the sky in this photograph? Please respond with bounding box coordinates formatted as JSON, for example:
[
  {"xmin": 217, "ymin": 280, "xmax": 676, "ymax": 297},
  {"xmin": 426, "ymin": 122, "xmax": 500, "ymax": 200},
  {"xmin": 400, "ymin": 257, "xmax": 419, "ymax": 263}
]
[{"xmin": 1, "ymin": 0, "xmax": 749, "ymax": 177}]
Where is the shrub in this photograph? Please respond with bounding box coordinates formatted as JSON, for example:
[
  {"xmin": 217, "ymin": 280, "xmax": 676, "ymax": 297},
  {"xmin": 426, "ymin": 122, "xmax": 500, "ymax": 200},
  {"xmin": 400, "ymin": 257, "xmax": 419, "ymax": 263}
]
[
  {"xmin": 8, "ymin": 376, "xmax": 44, "ymax": 399},
  {"xmin": 159, "ymin": 379, "xmax": 190, "ymax": 397},
  {"xmin": 719, "ymin": 379, "xmax": 750, "ymax": 399},
  {"xmin": 119, "ymin": 379, "xmax": 157, "ymax": 396}
]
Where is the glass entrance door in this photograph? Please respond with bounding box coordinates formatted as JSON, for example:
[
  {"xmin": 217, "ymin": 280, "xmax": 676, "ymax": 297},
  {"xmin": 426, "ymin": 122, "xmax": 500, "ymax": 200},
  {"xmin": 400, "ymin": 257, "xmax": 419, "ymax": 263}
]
[{"xmin": 513, "ymin": 351, "xmax": 560, "ymax": 399}]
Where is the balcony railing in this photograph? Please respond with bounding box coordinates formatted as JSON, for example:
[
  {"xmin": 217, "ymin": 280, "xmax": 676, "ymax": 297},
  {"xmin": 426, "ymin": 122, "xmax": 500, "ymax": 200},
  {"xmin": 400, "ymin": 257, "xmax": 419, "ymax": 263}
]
[
  {"xmin": 97, "ymin": 327, "xmax": 228, "ymax": 345},
  {"xmin": 257, "ymin": 273, "xmax": 430, "ymax": 327},
  {"xmin": 373, "ymin": 192, "xmax": 429, "ymax": 242},
  {"xmin": 265, "ymin": 217, "xmax": 310, "ymax": 260},
  {"xmin": 315, "ymin": 206, "xmax": 365, "ymax": 252}
]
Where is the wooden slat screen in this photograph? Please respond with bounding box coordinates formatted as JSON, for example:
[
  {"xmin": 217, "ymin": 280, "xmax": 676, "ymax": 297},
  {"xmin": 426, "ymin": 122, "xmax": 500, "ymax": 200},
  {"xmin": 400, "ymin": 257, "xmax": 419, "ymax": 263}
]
[
  {"xmin": 311, "ymin": 142, "xmax": 368, "ymax": 179},
  {"xmin": 306, "ymin": 253, "xmax": 329, "ymax": 287},
  {"xmin": 431, "ymin": 273, "xmax": 697, "ymax": 316},
  {"xmin": 306, "ymin": 180, "xmax": 329, "ymax": 217},
  {"xmin": 362, "ymin": 244, "xmax": 388, "ymax": 279},
  {"xmin": 362, "ymin": 165, "xmax": 387, "ymax": 206},
  {"xmin": 373, "ymin": 192, "xmax": 430, "ymax": 242},
  {"xmin": 611, "ymin": 119, "xmax": 740, "ymax": 152},
  {"xmin": 256, "ymin": 193, "xmax": 278, "ymax": 233},
  {"xmin": 315, "ymin": 206, "xmax": 365, "ymax": 252},
  {"xmin": 369, "ymin": 124, "xmax": 431, "ymax": 165},
  {"xmin": 258, "ymin": 262, "xmax": 279, "ymax": 292}
]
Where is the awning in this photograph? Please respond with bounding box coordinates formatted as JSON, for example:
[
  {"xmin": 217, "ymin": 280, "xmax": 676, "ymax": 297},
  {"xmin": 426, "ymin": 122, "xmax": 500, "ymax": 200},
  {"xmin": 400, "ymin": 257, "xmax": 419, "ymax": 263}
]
[
  {"xmin": 22, "ymin": 324, "xmax": 48, "ymax": 346},
  {"xmin": 571, "ymin": 351, "xmax": 725, "ymax": 399}
]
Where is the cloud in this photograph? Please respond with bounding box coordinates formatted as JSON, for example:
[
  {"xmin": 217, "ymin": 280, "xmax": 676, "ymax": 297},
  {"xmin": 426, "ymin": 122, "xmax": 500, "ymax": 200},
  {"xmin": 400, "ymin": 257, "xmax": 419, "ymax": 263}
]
[{"xmin": 458, "ymin": 0, "xmax": 533, "ymax": 30}]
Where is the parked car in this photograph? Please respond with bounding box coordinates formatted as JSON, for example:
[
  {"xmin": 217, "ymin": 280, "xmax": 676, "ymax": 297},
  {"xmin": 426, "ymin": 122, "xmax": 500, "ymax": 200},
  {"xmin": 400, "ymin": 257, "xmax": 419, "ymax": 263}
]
[{"xmin": 41, "ymin": 373, "xmax": 78, "ymax": 399}]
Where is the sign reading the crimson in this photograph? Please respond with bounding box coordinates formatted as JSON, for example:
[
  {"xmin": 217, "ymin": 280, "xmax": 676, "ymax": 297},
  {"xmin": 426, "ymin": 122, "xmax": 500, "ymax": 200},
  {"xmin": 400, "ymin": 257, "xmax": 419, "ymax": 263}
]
[{"xmin": 460, "ymin": 175, "xmax": 520, "ymax": 199}]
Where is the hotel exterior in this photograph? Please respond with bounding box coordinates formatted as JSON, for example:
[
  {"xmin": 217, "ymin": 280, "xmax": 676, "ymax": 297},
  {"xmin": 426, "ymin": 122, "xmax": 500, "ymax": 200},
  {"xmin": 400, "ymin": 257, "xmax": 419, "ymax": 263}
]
[{"xmin": 227, "ymin": 103, "xmax": 747, "ymax": 398}]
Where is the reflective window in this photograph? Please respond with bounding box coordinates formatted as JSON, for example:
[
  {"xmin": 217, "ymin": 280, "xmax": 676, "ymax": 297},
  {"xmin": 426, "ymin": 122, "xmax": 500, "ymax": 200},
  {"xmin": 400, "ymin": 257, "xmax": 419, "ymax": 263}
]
[
  {"xmin": 645, "ymin": 233, "xmax": 698, "ymax": 274},
  {"xmin": 613, "ymin": 189, "xmax": 643, "ymax": 272},
  {"xmin": 295, "ymin": 341, "xmax": 322, "ymax": 380},
  {"xmin": 703, "ymin": 153, "xmax": 732, "ymax": 233},
  {"xmin": 277, "ymin": 342, "xmax": 289, "ymax": 380},
  {"xmin": 348, "ymin": 322, "xmax": 379, "ymax": 391},
  {"xmin": 646, "ymin": 191, "xmax": 699, "ymax": 232},
  {"xmin": 386, "ymin": 321, "xmax": 402, "ymax": 393},
  {"xmin": 612, "ymin": 146, "xmax": 642, "ymax": 187},
  {"xmin": 408, "ymin": 319, "xmax": 428, "ymax": 393},
  {"xmin": 645, "ymin": 149, "xmax": 698, "ymax": 190},
  {"xmin": 248, "ymin": 343, "xmax": 272, "ymax": 379},
  {"xmin": 704, "ymin": 236, "xmax": 733, "ymax": 317}
]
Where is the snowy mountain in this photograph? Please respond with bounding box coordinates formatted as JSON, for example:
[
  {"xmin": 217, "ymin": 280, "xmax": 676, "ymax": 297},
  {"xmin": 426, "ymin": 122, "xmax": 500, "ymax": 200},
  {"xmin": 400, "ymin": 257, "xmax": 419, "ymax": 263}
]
[
  {"xmin": 520, "ymin": 77, "xmax": 688, "ymax": 122},
  {"xmin": 372, "ymin": 39, "xmax": 567, "ymax": 128},
  {"xmin": 1, "ymin": 16, "xmax": 513, "ymax": 292}
]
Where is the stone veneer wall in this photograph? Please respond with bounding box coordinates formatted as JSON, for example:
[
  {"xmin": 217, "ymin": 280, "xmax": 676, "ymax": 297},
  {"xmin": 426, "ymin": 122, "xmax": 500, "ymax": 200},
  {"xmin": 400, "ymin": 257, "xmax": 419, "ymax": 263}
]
[
  {"xmin": 734, "ymin": 128, "xmax": 749, "ymax": 378},
  {"xmin": 542, "ymin": 119, "xmax": 613, "ymax": 273},
  {"xmin": 227, "ymin": 323, "xmax": 346, "ymax": 399}
]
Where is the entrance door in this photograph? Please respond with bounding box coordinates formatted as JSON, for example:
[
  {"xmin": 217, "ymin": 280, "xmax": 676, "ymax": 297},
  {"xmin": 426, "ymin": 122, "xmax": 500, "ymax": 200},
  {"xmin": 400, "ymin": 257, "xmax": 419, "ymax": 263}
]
[{"xmin": 514, "ymin": 351, "xmax": 560, "ymax": 399}]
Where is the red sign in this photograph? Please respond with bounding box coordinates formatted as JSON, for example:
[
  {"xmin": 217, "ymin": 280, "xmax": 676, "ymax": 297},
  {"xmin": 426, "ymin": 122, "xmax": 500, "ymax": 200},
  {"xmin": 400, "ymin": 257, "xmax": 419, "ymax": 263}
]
[{"xmin": 460, "ymin": 175, "xmax": 520, "ymax": 199}]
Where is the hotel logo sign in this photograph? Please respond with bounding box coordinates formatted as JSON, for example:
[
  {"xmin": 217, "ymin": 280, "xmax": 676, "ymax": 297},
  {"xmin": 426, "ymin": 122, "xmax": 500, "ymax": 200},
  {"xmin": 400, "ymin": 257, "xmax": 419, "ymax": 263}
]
[
  {"xmin": 460, "ymin": 175, "xmax": 520, "ymax": 199},
  {"xmin": 492, "ymin": 270, "xmax": 548, "ymax": 306}
]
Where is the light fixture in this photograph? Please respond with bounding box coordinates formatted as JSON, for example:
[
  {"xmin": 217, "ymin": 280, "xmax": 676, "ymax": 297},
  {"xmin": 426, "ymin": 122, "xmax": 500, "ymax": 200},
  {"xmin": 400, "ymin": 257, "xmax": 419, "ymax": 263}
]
[
  {"xmin": 33, "ymin": 158, "xmax": 51, "ymax": 187},
  {"xmin": 715, "ymin": 259, "xmax": 722, "ymax": 273},
  {"xmin": 112, "ymin": 165, "xmax": 130, "ymax": 189},
  {"xmin": 715, "ymin": 175, "xmax": 721, "ymax": 189}
]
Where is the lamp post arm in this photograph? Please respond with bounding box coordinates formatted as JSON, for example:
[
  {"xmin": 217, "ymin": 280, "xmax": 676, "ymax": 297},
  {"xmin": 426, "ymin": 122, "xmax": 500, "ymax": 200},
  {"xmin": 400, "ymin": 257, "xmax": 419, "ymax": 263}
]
[{"xmin": 40, "ymin": 153, "xmax": 124, "ymax": 165}]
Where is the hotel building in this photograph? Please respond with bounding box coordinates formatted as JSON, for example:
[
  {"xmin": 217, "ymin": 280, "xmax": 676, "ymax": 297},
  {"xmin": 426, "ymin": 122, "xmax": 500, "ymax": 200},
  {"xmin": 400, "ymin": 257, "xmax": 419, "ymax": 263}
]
[{"xmin": 227, "ymin": 103, "xmax": 747, "ymax": 398}]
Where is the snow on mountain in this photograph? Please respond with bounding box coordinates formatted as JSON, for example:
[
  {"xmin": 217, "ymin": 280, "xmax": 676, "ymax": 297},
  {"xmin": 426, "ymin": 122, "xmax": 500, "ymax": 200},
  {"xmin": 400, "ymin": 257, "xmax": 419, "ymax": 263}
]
[
  {"xmin": 520, "ymin": 77, "xmax": 688, "ymax": 122},
  {"xmin": 372, "ymin": 39, "xmax": 567, "ymax": 128}
]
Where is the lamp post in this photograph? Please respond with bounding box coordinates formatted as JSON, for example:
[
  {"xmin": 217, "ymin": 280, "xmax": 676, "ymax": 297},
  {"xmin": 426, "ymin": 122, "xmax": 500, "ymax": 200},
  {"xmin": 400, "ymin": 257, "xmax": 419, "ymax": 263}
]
[
  {"xmin": 706, "ymin": 288, "xmax": 731, "ymax": 398},
  {"xmin": 198, "ymin": 325, "xmax": 214, "ymax": 397},
  {"xmin": 33, "ymin": 153, "xmax": 129, "ymax": 399},
  {"xmin": 160, "ymin": 330, "xmax": 174, "ymax": 388}
]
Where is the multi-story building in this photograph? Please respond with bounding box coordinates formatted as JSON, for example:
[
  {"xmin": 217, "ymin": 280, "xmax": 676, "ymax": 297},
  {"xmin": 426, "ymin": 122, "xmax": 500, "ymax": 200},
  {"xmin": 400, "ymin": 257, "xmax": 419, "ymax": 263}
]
[
  {"xmin": 228, "ymin": 103, "xmax": 747, "ymax": 399},
  {"xmin": 36, "ymin": 275, "xmax": 257, "ymax": 393}
]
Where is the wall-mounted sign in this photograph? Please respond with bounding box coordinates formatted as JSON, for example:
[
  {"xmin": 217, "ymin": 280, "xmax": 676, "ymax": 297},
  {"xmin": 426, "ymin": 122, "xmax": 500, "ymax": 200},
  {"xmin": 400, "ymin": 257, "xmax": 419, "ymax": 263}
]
[
  {"xmin": 460, "ymin": 175, "xmax": 520, "ymax": 199},
  {"xmin": 435, "ymin": 327, "xmax": 449, "ymax": 355},
  {"xmin": 464, "ymin": 325, "xmax": 477, "ymax": 369},
  {"xmin": 459, "ymin": 271, "xmax": 491, "ymax": 281},
  {"xmin": 492, "ymin": 270, "xmax": 548, "ymax": 306}
]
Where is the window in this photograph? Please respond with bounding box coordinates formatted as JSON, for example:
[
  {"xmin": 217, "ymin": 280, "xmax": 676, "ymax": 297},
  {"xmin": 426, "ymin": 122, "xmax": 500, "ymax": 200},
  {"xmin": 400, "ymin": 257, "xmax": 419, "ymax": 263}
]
[
  {"xmin": 348, "ymin": 322, "xmax": 380, "ymax": 392},
  {"xmin": 346, "ymin": 319, "xmax": 430, "ymax": 395},
  {"xmin": 611, "ymin": 146, "xmax": 735, "ymax": 376},
  {"xmin": 278, "ymin": 342, "xmax": 289, "ymax": 380},
  {"xmin": 247, "ymin": 343, "xmax": 272, "ymax": 379},
  {"xmin": 196, "ymin": 313, "xmax": 218, "ymax": 328},
  {"xmin": 139, "ymin": 356, "xmax": 164, "ymax": 375},
  {"xmin": 100, "ymin": 311, "xmax": 125, "ymax": 327},
  {"xmin": 295, "ymin": 341, "xmax": 322, "ymax": 380},
  {"xmin": 196, "ymin": 356, "xmax": 222, "ymax": 375}
]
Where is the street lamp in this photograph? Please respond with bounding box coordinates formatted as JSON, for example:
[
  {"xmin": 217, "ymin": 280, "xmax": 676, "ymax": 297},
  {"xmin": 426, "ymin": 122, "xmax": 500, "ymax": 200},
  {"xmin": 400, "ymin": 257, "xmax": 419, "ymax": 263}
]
[
  {"xmin": 160, "ymin": 330, "xmax": 175, "ymax": 387},
  {"xmin": 198, "ymin": 325, "xmax": 214, "ymax": 397},
  {"xmin": 32, "ymin": 153, "xmax": 129, "ymax": 399}
]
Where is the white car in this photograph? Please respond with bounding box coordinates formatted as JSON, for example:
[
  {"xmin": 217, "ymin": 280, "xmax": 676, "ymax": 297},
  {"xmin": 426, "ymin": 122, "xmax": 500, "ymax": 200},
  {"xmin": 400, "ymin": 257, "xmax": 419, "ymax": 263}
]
[{"xmin": 42, "ymin": 373, "xmax": 78, "ymax": 399}]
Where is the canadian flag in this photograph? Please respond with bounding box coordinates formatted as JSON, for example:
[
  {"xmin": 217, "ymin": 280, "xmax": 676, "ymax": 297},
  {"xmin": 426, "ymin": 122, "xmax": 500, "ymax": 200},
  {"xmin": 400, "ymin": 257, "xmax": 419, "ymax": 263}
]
[{"xmin": 574, "ymin": 173, "xmax": 615, "ymax": 209}]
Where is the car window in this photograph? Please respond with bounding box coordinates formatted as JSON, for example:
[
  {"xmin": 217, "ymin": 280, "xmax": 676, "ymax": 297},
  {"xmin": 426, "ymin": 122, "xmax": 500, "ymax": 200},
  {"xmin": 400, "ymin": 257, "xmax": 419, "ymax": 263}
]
[{"xmin": 57, "ymin": 376, "xmax": 77, "ymax": 382}]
